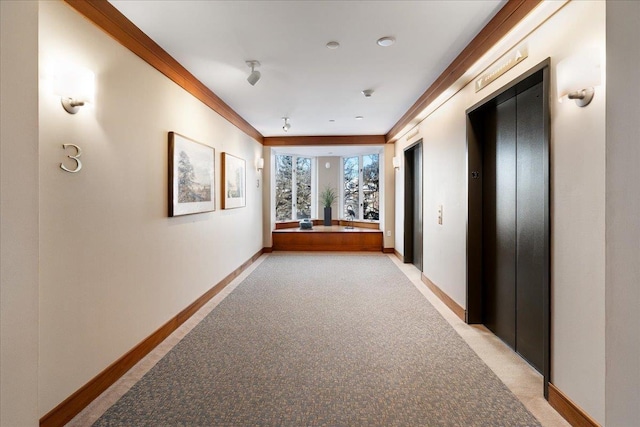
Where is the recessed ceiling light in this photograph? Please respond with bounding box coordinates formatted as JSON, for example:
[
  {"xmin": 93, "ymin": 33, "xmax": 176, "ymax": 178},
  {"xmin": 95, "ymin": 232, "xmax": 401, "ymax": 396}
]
[
  {"xmin": 329, "ymin": 119, "xmax": 336, "ymax": 122},
  {"xmin": 355, "ymin": 116, "xmax": 364, "ymax": 120},
  {"xmin": 362, "ymin": 89, "xmax": 374, "ymax": 98},
  {"xmin": 326, "ymin": 41, "xmax": 340, "ymax": 49},
  {"xmin": 377, "ymin": 36, "xmax": 395, "ymax": 47}
]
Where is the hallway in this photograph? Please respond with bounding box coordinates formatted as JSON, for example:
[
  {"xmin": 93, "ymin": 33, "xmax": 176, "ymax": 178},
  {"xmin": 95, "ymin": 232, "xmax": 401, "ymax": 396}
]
[{"xmin": 69, "ymin": 253, "xmax": 568, "ymax": 426}]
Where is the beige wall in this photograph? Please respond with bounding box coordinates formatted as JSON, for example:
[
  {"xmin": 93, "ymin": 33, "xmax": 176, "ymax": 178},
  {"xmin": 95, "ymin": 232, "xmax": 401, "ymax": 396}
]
[
  {"xmin": 0, "ymin": 2, "xmax": 40, "ymax": 425},
  {"xmin": 38, "ymin": 1, "xmax": 263, "ymax": 414},
  {"xmin": 317, "ymin": 156, "xmax": 340, "ymax": 219},
  {"xmin": 394, "ymin": 1, "xmax": 606, "ymax": 423},
  {"xmin": 605, "ymin": 1, "xmax": 640, "ymax": 425}
]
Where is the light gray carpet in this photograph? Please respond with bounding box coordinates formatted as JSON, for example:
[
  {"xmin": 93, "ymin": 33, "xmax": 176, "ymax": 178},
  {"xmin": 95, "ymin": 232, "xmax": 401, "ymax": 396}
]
[{"xmin": 93, "ymin": 253, "xmax": 541, "ymax": 426}]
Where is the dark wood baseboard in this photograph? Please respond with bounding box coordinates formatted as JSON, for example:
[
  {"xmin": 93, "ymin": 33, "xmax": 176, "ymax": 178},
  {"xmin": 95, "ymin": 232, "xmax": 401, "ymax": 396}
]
[
  {"xmin": 382, "ymin": 248, "xmax": 394, "ymax": 254},
  {"xmin": 40, "ymin": 249, "xmax": 265, "ymax": 427},
  {"xmin": 263, "ymin": 246, "xmax": 273, "ymax": 253},
  {"xmin": 421, "ymin": 274, "xmax": 466, "ymax": 321},
  {"xmin": 548, "ymin": 383, "xmax": 601, "ymax": 427}
]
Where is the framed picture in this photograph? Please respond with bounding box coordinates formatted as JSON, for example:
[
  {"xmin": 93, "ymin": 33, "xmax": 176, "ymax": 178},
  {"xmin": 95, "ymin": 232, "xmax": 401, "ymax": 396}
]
[
  {"xmin": 221, "ymin": 152, "xmax": 246, "ymax": 209},
  {"xmin": 168, "ymin": 132, "xmax": 215, "ymax": 217}
]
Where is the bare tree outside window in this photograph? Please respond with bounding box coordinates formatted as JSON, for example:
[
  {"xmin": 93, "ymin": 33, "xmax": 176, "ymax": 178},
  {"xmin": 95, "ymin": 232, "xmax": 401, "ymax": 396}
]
[
  {"xmin": 342, "ymin": 154, "xmax": 379, "ymax": 221},
  {"xmin": 296, "ymin": 157, "xmax": 312, "ymax": 219},
  {"xmin": 275, "ymin": 155, "xmax": 312, "ymax": 221},
  {"xmin": 362, "ymin": 154, "xmax": 379, "ymax": 220},
  {"xmin": 343, "ymin": 156, "xmax": 359, "ymax": 219},
  {"xmin": 275, "ymin": 155, "xmax": 292, "ymax": 221}
]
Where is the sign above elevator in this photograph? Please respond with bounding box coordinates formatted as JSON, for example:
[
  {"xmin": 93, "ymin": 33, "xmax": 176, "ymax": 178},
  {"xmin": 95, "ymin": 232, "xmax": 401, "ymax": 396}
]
[{"xmin": 475, "ymin": 45, "xmax": 528, "ymax": 93}]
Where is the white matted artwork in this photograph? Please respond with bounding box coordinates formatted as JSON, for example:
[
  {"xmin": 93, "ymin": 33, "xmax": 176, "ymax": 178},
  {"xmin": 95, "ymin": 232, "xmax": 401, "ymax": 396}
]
[
  {"xmin": 168, "ymin": 132, "xmax": 215, "ymax": 216},
  {"xmin": 221, "ymin": 152, "xmax": 246, "ymax": 209}
]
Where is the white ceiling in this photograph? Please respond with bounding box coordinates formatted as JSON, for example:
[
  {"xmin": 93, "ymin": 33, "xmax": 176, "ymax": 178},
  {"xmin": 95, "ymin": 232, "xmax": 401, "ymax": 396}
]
[{"xmin": 110, "ymin": 0, "xmax": 505, "ymax": 137}]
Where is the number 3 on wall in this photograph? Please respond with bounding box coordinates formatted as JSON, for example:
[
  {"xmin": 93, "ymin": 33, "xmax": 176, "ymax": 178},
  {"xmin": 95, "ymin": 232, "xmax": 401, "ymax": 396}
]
[{"xmin": 60, "ymin": 144, "xmax": 82, "ymax": 173}]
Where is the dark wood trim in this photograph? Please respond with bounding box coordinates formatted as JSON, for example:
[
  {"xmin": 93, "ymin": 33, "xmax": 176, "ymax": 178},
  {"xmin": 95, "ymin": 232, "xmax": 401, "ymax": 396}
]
[
  {"xmin": 386, "ymin": 0, "xmax": 542, "ymax": 142},
  {"xmin": 421, "ymin": 274, "xmax": 466, "ymax": 321},
  {"xmin": 263, "ymin": 247, "xmax": 273, "ymax": 253},
  {"xmin": 382, "ymin": 248, "xmax": 395, "ymax": 254},
  {"xmin": 548, "ymin": 383, "xmax": 601, "ymax": 427},
  {"xmin": 40, "ymin": 249, "xmax": 265, "ymax": 427},
  {"xmin": 263, "ymin": 135, "xmax": 386, "ymax": 146},
  {"xmin": 63, "ymin": 0, "xmax": 263, "ymax": 144}
]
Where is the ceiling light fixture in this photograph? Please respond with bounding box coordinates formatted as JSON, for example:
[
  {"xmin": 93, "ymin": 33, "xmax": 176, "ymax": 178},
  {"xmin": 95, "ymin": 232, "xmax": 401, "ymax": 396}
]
[
  {"xmin": 355, "ymin": 116, "xmax": 364, "ymax": 120},
  {"xmin": 246, "ymin": 60, "xmax": 261, "ymax": 86},
  {"xmin": 362, "ymin": 89, "xmax": 374, "ymax": 98},
  {"xmin": 282, "ymin": 117, "xmax": 291, "ymax": 132},
  {"xmin": 376, "ymin": 36, "xmax": 395, "ymax": 47},
  {"xmin": 326, "ymin": 41, "xmax": 340, "ymax": 49}
]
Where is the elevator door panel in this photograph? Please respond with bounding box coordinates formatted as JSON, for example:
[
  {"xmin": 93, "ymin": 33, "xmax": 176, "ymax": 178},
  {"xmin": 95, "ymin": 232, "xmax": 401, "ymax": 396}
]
[
  {"xmin": 412, "ymin": 144, "xmax": 423, "ymax": 271},
  {"xmin": 483, "ymin": 98, "xmax": 517, "ymax": 349},
  {"xmin": 515, "ymin": 81, "xmax": 544, "ymax": 371},
  {"xmin": 481, "ymin": 80, "xmax": 544, "ymax": 374}
]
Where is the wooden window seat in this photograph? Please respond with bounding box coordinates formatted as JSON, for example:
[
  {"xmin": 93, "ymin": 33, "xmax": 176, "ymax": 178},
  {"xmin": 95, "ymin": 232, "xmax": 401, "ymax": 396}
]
[{"xmin": 272, "ymin": 220, "xmax": 383, "ymax": 252}]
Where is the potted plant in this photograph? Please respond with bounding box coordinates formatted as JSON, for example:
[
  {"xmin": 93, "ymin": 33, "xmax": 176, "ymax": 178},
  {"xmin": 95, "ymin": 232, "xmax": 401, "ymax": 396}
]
[{"xmin": 320, "ymin": 186, "xmax": 337, "ymax": 226}]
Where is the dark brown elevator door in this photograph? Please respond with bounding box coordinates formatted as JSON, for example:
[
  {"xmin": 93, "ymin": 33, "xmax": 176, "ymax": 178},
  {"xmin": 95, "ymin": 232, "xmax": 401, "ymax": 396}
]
[{"xmin": 482, "ymin": 81, "xmax": 544, "ymax": 372}]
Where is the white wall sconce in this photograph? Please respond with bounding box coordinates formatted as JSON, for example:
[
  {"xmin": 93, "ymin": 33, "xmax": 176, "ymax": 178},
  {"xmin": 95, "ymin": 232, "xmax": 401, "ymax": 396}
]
[
  {"xmin": 556, "ymin": 47, "xmax": 601, "ymax": 107},
  {"xmin": 392, "ymin": 156, "xmax": 400, "ymax": 171},
  {"xmin": 325, "ymin": 162, "xmax": 331, "ymax": 169},
  {"xmin": 257, "ymin": 158, "xmax": 264, "ymax": 172},
  {"xmin": 53, "ymin": 64, "xmax": 95, "ymax": 114}
]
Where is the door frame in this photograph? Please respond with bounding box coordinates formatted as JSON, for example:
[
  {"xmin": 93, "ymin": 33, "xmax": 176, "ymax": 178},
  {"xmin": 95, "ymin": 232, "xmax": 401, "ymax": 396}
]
[
  {"xmin": 465, "ymin": 59, "xmax": 551, "ymax": 398},
  {"xmin": 403, "ymin": 140, "xmax": 423, "ymax": 270}
]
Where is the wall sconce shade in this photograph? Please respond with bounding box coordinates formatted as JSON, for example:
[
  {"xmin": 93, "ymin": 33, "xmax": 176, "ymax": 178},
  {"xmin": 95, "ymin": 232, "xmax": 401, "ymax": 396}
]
[
  {"xmin": 392, "ymin": 156, "xmax": 400, "ymax": 170},
  {"xmin": 325, "ymin": 162, "xmax": 331, "ymax": 169},
  {"xmin": 556, "ymin": 48, "xmax": 601, "ymax": 107},
  {"xmin": 257, "ymin": 158, "xmax": 264, "ymax": 172},
  {"xmin": 53, "ymin": 64, "xmax": 95, "ymax": 114}
]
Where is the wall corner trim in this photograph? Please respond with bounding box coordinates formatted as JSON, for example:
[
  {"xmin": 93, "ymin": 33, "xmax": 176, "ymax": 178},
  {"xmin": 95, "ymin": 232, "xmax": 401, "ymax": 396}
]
[
  {"xmin": 39, "ymin": 249, "xmax": 266, "ymax": 427},
  {"xmin": 62, "ymin": 0, "xmax": 263, "ymax": 144},
  {"xmin": 421, "ymin": 273, "xmax": 466, "ymax": 322},
  {"xmin": 548, "ymin": 383, "xmax": 601, "ymax": 427}
]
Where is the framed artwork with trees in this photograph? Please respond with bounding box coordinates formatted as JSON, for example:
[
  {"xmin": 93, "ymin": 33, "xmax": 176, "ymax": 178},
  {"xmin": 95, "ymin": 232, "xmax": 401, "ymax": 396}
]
[
  {"xmin": 168, "ymin": 132, "xmax": 215, "ymax": 216},
  {"xmin": 221, "ymin": 152, "xmax": 246, "ymax": 209}
]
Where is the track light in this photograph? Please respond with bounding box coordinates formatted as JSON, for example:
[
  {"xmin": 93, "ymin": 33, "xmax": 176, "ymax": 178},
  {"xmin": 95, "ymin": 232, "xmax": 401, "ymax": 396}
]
[
  {"xmin": 246, "ymin": 60, "xmax": 261, "ymax": 86},
  {"xmin": 282, "ymin": 117, "xmax": 291, "ymax": 132}
]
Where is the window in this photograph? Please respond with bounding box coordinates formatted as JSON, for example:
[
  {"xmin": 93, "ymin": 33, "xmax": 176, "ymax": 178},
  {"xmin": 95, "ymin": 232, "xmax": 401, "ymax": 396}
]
[
  {"xmin": 275, "ymin": 155, "xmax": 313, "ymax": 221},
  {"xmin": 342, "ymin": 154, "xmax": 379, "ymax": 220}
]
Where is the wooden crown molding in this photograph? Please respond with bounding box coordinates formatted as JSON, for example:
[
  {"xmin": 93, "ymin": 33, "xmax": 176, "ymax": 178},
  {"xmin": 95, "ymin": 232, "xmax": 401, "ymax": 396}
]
[
  {"xmin": 263, "ymin": 135, "xmax": 386, "ymax": 146},
  {"xmin": 63, "ymin": 0, "xmax": 263, "ymax": 144},
  {"xmin": 64, "ymin": 0, "xmax": 541, "ymax": 146},
  {"xmin": 385, "ymin": 0, "xmax": 542, "ymax": 143}
]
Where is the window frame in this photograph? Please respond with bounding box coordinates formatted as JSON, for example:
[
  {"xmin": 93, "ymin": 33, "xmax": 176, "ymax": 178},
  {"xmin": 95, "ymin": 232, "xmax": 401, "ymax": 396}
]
[
  {"xmin": 274, "ymin": 153, "xmax": 316, "ymax": 222},
  {"xmin": 340, "ymin": 153, "xmax": 380, "ymax": 222}
]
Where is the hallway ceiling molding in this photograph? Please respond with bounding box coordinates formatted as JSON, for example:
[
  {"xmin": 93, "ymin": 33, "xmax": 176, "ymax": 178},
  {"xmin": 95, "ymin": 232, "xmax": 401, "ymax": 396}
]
[{"xmin": 108, "ymin": 0, "xmax": 506, "ymax": 137}]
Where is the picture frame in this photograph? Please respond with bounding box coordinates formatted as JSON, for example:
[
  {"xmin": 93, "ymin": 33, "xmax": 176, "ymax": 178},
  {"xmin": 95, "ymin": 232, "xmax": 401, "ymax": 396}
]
[
  {"xmin": 221, "ymin": 152, "xmax": 246, "ymax": 209},
  {"xmin": 168, "ymin": 132, "xmax": 215, "ymax": 217}
]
